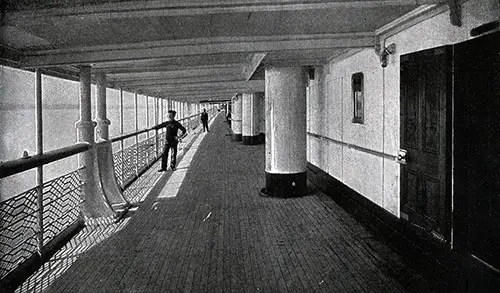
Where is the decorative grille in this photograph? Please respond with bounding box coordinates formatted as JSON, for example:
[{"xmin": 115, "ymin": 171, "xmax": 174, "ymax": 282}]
[
  {"xmin": 0, "ymin": 168, "xmax": 84, "ymax": 279},
  {"xmin": 42, "ymin": 170, "xmax": 83, "ymax": 246}
]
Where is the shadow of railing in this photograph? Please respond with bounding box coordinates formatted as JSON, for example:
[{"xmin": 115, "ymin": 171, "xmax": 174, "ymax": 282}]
[{"xmin": 8, "ymin": 109, "xmax": 219, "ymax": 293}]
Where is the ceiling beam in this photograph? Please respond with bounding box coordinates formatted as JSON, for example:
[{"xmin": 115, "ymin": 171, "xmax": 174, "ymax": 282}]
[
  {"xmin": 4, "ymin": 1, "xmax": 446, "ymax": 24},
  {"xmin": 93, "ymin": 62, "xmax": 245, "ymax": 74},
  {"xmin": 156, "ymin": 94, "xmax": 236, "ymax": 102},
  {"xmin": 107, "ymin": 66, "xmax": 243, "ymax": 81},
  {"xmin": 111, "ymin": 75, "xmax": 243, "ymax": 88},
  {"xmin": 145, "ymin": 87, "xmax": 261, "ymax": 97},
  {"xmin": 375, "ymin": 4, "xmax": 447, "ymax": 38},
  {"xmin": 136, "ymin": 80, "xmax": 264, "ymax": 92},
  {"xmin": 327, "ymin": 49, "xmax": 363, "ymax": 64},
  {"xmin": 0, "ymin": 44, "xmax": 22, "ymax": 65},
  {"xmin": 20, "ymin": 33, "xmax": 375, "ymax": 67},
  {"xmin": 243, "ymin": 53, "xmax": 267, "ymax": 81},
  {"xmin": 262, "ymin": 57, "xmax": 326, "ymax": 67}
]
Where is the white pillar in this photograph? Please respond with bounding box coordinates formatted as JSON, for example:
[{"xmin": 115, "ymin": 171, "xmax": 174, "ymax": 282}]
[
  {"xmin": 259, "ymin": 93, "xmax": 265, "ymax": 140},
  {"xmin": 76, "ymin": 66, "xmax": 101, "ymax": 216},
  {"xmin": 96, "ymin": 73, "xmax": 110, "ymax": 140},
  {"xmin": 231, "ymin": 94, "xmax": 242, "ymax": 141},
  {"xmin": 81, "ymin": 70, "xmax": 129, "ymax": 218},
  {"xmin": 262, "ymin": 66, "xmax": 308, "ymax": 197},
  {"xmin": 76, "ymin": 67, "xmax": 95, "ymax": 145},
  {"xmin": 242, "ymin": 92, "xmax": 262, "ymax": 145}
]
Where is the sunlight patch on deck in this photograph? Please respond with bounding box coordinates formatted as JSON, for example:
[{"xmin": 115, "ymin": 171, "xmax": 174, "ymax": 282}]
[{"xmin": 157, "ymin": 119, "xmax": 214, "ymax": 199}]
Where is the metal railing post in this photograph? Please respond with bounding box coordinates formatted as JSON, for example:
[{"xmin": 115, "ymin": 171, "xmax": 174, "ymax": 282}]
[
  {"xmin": 154, "ymin": 97, "xmax": 159, "ymax": 157},
  {"xmin": 158, "ymin": 97, "xmax": 163, "ymax": 158},
  {"xmin": 146, "ymin": 95, "xmax": 150, "ymax": 139},
  {"xmin": 155, "ymin": 127, "xmax": 159, "ymax": 158},
  {"xmin": 145, "ymin": 95, "xmax": 150, "ymax": 166},
  {"xmin": 35, "ymin": 69, "xmax": 44, "ymax": 251},
  {"xmin": 134, "ymin": 93, "xmax": 139, "ymax": 175},
  {"xmin": 119, "ymin": 88, "xmax": 124, "ymax": 179}
]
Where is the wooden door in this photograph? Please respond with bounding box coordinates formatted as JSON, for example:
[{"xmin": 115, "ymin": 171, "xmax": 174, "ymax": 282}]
[
  {"xmin": 454, "ymin": 31, "xmax": 500, "ymax": 269},
  {"xmin": 400, "ymin": 46, "xmax": 451, "ymax": 241}
]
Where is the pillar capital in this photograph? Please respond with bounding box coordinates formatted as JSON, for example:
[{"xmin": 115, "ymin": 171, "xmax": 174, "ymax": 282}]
[
  {"xmin": 75, "ymin": 120, "xmax": 97, "ymax": 143},
  {"xmin": 96, "ymin": 118, "xmax": 111, "ymax": 126}
]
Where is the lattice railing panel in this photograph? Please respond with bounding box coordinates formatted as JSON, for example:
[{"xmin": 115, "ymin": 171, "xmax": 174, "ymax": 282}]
[
  {"xmin": 113, "ymin": 150, "xmax": 124, "ymax": 186},
  {"xmin": 42, "ymin": 170, "xmax": 83, "ymax": 246},
  {"xmin": 120, "ymin": 145, "xmax": 138, "ymax": 186},
  {"xmin": 113, "ymin": 135, "xmax": 161, "ymax": 189},
  {"xmin": 0, "ymin": 188, "xmax": 39, "ymax": 279},
  {"xmin": 0, "ymin": 168, "xmax": 83, "ymax": 279},
  {"xmin": 157, "ymin": 132, "xmax": 165, "ymax": 155},
  {"xmin": 145, "ymin": 137, "xmax": 157, "ymax": 163},
  {"xmin": 136, "ymin": 140, "xmax": 149, "ymax": 173},
  {"xmin": 111, "ymin": 115, "xmax": 208, "ymax": 190}
]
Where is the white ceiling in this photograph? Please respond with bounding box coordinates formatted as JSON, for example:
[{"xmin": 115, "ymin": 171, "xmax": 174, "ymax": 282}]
[{"xmin": 1, "ymin": 0, "xmax": 448, "ymax": 102}]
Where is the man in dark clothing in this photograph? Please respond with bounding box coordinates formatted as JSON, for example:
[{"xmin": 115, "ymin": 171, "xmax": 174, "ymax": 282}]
[
  {"xmin": 201, "ymin": 108, "xmax": 209, "ymax": 132},
  {"xmin": 155, "ymin": 110, "xmax": 186, "ymax": 171}
]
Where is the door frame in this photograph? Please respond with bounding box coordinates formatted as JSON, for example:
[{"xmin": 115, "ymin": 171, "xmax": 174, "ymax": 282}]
[{"xmin": 399, "ymin": 45, "xmax": 453, "ymax": 246}]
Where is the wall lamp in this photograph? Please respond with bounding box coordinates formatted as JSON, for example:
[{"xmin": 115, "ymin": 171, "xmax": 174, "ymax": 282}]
[{"xmin": 377, "ymin": 43, "xmax": 396, "ymax": 68}]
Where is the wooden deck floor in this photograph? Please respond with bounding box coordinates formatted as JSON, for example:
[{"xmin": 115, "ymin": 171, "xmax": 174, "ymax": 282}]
[{"xmin": 45, "ymin": 115, "xmax": 434, "ymax": 293}]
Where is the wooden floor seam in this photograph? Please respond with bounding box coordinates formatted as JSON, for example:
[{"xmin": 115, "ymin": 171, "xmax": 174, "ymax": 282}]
[{"xmin": 29, "ymin": 115, "xmax": 435, "ymax": 293}]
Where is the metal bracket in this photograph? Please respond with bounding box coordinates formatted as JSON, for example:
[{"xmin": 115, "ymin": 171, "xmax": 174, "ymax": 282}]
[{"xmin": 395, "ymin": 149, "xmax": 407, "ymax": 165}]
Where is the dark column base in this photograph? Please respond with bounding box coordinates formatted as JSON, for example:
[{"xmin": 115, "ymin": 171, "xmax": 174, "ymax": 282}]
[
  {"xmin": 260, "ymin": 171, "xmax": 307, "ymax": 198},
  {"xmin": 232, "ymin": 133, "xmax": 242, "ymax": 141},
  {"xmin": 242, "ymin": 135, "xmax": 262, "ymax": 145}
]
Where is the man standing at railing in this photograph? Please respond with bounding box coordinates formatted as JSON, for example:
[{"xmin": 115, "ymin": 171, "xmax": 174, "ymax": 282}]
[
  {"xmin": 155, "ymin": 110, "xmax": 186, "ymax": 172},
  {"xmin": 201, "ymin": 108, "xmax": 209, "ymax": 132}
]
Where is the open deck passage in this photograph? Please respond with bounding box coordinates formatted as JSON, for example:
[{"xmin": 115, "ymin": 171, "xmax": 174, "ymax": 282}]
[{"xmin": 46, "ymin": 115, "xmax": 433, "ymax": 292}]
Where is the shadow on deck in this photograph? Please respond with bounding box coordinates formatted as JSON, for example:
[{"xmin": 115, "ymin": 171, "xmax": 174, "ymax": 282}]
[{"xmin": 18, "ymin": 115, "xmax": 436, "ymax": 293}]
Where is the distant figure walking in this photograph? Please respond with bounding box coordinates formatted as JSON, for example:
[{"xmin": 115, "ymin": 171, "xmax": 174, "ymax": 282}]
[
  {"xmin": 201, "ymin": 108, "xmax": 209, "ymax": 132},
  {"xmin": 155, "ymin": 110, "xmax": 186, "ymax": 171}
]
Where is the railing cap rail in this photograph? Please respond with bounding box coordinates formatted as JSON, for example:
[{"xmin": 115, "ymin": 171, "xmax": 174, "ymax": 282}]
[
  {"xmin": 1, "ymin": 111, "xmax": 208, "ymax": 178},
  {"xmin": 109, "ymin": 113, "xmax": 201, "ymax": 143},
  {"xmin": 0, "ymin": 142, "xmax": 91, "ymax": 179}
]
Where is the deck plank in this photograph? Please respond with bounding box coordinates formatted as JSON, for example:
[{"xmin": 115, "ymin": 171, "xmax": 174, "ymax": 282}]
[{"xmin": 44, "ymin": 115, "xmax": 434, "ymax": 293}]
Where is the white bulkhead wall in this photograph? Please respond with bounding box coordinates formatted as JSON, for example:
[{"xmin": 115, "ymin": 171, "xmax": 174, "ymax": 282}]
[{"xmin": 306, "ymin": 0, "xmax": 500, "ymax": 217}]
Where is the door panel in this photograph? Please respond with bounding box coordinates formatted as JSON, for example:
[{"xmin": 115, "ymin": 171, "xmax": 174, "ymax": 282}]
[
  {"xmin": 454, "ymin": 31, "xmax": 500, "ymax": 269},
  {"xmin": 422, "ymin": 175, "xmax": 439, "ymax": 225},
  {"xmin": 400, "ymin": 46, "xmax": 451, "ymax": 241}
]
